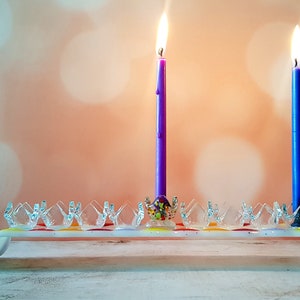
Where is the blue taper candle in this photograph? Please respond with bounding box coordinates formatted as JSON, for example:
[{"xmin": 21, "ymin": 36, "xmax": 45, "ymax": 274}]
[
  {"xmin": 292, "ymin": 25, "xmax": 300, "ymax": 211},
  {"xmin": 292, "ymin": 66, "xmax": 300, "ymax": 211},
  {"xmin": 155, "ymin": 13, "xmax": 168, "ymax": 197}
]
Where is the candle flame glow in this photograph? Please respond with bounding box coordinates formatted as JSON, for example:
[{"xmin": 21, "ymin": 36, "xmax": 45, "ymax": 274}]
[
  {"xmin": 292, "ymin": 25, "xmax": 300, "ymax": 66},
  {"xmin": 156, "ymin": 13, "xmax": 168, "ymax": 57}
]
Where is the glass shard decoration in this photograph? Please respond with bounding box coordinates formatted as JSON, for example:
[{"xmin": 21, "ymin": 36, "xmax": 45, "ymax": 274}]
[
  {"xmin": 180, "ymin": 200, "xmax": 206, "ymax": 228},
  {"xmin": 145, "ymin": 195, "xmax": 178, "ymax": 228},
  {"xmin": 108, "ymin": 202, "xmax": 144, "ymax": 229},
  {"xmin": 78, "ymin": 200, "xmax": 109, "ymax": 230},
  {"xmin": 4, "ymin": 202, "xmax": 40, "ymax": 230},
  {"xmin": 41, "ymin": 201, "xmax": 79, "ymax": 230}
]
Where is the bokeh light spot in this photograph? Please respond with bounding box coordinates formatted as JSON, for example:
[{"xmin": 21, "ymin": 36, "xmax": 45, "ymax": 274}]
[
  {"xmin": 246, "ymin": 22, "xmax": 292, "ymax": 121},
  {"xmin": 56, "ymin": 0, "xmax": 107, "ymax": 11},
  {"xmin": 195, "ymin": 136, "xmax": 265, "ymax": 208},
  {"xmin": 0, "ymin": 143, "xmax": 23, "ymax": 201},
  {"xmin": 213, "ymin": 84, "xmax": 258, "ymax": 129},
  {"xmin": 0, "ymin": 0, "xmax": 13, "ymax": 48},
  {"xmin": 60, "ymin": 29, "xmax": 130, "ymax": 104}
]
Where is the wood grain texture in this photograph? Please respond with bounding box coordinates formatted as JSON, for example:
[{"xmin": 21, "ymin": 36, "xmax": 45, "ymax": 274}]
[{"xmin": 1, "ymin": 240, "xmax": 300, "ymax": 299}]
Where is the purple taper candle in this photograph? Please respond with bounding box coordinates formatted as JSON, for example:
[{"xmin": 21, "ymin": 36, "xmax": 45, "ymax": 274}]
[
  {"xmin": 292, "ymin": 25, "xmax": 300, "ymax": 211},
  {"xmin": 155, "ymin": 13, "xmax": 168, "ymax": 197}
]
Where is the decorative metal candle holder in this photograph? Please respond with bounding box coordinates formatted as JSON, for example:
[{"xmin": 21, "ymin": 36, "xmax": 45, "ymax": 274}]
[{"xmin": 144, "ymin": 195, "xmax": 178, "ymax": 228}]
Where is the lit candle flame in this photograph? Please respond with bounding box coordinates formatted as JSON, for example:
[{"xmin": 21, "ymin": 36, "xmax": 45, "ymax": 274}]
[
  {"xmin": 156, "ymin": 13, "xmax": 168, "ymax": 57},
  {"xmin": 292, "ymin": 25, "xmax": 300, "ymax": 67}
]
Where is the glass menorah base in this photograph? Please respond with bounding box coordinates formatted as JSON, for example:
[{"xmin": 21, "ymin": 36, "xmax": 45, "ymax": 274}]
[{"xmin": 145, "ymin": 219, "xmax": 176, "ymax": 229}]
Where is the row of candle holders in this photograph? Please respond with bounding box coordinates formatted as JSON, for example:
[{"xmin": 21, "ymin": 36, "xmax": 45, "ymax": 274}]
[
  {"xmin": 3, "ymin": 200, "xmax": 144, "ymax": 231},
  {"xmin": 3, "ymin": 198, "xmax": 300, "ymax": 231},
  {"xmin": 181, "ymin": 200, "xmax": 299, "ymax": 229}
]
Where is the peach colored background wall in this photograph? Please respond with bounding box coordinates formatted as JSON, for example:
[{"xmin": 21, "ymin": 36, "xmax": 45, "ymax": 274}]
[{"xmin": 0, "ymin": 0, "xmax": 298, "ymax": 227}]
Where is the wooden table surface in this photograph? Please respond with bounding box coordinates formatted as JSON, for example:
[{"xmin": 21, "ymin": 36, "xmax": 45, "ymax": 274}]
[{"xmin": 1, "ymin": 239, "xmax": 300, "ymax": 299}]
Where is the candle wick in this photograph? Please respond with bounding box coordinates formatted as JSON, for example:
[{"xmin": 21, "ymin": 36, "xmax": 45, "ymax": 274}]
[
  {"xmin": 158, "ymin": 47, "xmax": 164, "ymax": 57},
  {"xmin": 295, "ymin": 58, "xmax": 298, "ymax": 68}
]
